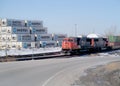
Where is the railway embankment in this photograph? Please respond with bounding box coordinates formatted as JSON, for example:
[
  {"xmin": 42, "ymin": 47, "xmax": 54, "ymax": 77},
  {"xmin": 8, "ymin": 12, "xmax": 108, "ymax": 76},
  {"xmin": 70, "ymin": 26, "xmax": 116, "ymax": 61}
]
[{"xmin": 72, "ymin": 61, "xmax": 120, "ymax": 86}]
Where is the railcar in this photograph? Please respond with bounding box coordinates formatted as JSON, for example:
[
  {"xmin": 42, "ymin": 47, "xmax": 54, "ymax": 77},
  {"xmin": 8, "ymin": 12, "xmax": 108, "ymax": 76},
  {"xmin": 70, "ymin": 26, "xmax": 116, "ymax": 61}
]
[
  {"xmin": 62, "ymin": 36, "xmax": 109, "ymax": 55},
  {"xmin": 108, "ymin": 36, "xmax": 120, "ymax": 49}
]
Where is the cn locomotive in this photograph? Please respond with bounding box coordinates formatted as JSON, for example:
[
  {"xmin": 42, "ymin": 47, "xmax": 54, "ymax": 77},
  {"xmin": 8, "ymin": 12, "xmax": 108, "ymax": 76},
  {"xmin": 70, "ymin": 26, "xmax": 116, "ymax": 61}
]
[{"xmin": 62, "ymin": 34, "xmax": 120, "ymax": 55}]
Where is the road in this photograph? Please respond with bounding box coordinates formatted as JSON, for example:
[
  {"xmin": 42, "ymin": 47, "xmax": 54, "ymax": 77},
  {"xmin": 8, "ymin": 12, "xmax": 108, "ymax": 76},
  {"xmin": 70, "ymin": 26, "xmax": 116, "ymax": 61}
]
[{"xmin": 0, "ymin": 55, "xmax": 120, "ymax": 86}]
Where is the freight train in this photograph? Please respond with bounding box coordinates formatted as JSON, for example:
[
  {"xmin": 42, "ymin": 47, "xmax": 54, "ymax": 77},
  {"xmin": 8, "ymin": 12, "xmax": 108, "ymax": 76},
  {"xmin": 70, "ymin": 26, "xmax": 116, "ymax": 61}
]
[{"xmin": 62, "ymin": 34, "xmax": 120, "ymax": 55}]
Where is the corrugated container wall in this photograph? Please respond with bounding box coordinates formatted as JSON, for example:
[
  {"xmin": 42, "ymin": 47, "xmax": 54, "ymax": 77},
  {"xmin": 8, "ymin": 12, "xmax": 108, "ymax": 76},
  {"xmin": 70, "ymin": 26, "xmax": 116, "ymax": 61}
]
[
  {"xmin": 40, "ymin": 41, "xmax": 57, "ymax": 48},
  {"xmin": 52, "ymin": 34, "xmax": 67, "ymax": 41},
  {"xmin": 12, "ymin": 27, "xmax": 30, "ymax": 34},
  {"xmin": 1, "ymin": 26, "xmax": 30, "ymax": 34},
  {"xmin": 21, "ymin": 42, "xmax": 31, "ymax": 48},
  {"xmin": 108, "ymin": 36, "xmax": 120, "ymax": 42},
  {"xmin": 0, "ymin": 19, "xmax": 2, "ymax": 26},
  {"xmin": 30, "ymin": 27, "xmax": 47, "ymax": 34},
  {"xmin": 36, "ymin": 34, "xmax": 52, "ymax": 41},
  {"xmin": 26, "ymin": 20, "xmax": 43, "ymax": 27},
  {"xmin": 1, "ymin": 19, "xmax": 25, "ymax": 27},
  {"xmin": 16, "ymin": 34, "xmax": 35, "ymax": 42}
]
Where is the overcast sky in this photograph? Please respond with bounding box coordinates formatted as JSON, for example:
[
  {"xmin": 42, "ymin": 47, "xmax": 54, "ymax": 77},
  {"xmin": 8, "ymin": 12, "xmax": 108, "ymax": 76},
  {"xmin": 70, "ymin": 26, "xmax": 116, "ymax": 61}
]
[{"xmin": 0, "ymin": 0, "xmax": 120, "ymax": 36}]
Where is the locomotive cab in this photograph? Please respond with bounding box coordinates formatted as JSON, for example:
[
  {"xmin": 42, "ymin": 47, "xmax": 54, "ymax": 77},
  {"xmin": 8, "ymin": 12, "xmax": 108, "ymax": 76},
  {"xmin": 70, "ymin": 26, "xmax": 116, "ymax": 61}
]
[{"xmin": 62, "ymin": 37, "xmax": 81, "ymax": 54}]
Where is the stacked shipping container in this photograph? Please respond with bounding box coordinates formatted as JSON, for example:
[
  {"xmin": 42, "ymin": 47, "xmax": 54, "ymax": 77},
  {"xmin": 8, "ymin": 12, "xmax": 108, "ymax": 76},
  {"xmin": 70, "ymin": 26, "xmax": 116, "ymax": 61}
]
[
  {"xmin": 108, "ymin": 36, "xmax": 120, "ymax": 49},
  {"xmin": 0, "ymin": 18, "xmax": 67, "ymax": 49}
]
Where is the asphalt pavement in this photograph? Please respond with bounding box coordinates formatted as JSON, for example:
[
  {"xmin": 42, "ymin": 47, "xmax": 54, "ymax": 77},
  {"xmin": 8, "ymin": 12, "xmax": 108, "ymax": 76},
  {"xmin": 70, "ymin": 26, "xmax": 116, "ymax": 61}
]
[{"xmin": 0, "ymin": 55, "xmax": 120, "ymax": 86}]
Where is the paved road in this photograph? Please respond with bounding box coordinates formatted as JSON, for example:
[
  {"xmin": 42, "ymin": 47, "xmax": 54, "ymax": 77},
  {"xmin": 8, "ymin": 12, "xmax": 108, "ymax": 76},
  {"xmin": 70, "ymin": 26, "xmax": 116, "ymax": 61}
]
[{"xmin": 0, "ymin": 56, "xmax": 120, "ymax": 86}]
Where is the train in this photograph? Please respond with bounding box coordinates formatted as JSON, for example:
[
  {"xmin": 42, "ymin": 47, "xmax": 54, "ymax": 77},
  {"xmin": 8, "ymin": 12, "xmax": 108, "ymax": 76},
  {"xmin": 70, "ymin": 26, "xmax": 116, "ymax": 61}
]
[{"xmin": 62, "ymin": 34, "xmax": 120, "ymax": 55}]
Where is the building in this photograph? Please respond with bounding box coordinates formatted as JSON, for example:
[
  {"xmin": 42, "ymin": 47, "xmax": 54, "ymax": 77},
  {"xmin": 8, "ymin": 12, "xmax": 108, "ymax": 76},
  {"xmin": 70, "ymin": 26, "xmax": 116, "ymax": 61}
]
[{"xmin": 0, "ymin": 18, "xmax": 67, "ymax": 49}]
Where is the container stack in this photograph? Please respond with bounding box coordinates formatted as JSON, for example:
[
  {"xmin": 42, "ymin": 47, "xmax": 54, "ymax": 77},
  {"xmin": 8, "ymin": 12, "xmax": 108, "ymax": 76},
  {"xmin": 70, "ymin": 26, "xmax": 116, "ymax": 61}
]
[
  {"xmin": 108, "ymin": 35, "xmax": 120, "ymax": 49},
  {"xmin": 0, "ymin": 18, "xmax": 67, "ymax": 49}
]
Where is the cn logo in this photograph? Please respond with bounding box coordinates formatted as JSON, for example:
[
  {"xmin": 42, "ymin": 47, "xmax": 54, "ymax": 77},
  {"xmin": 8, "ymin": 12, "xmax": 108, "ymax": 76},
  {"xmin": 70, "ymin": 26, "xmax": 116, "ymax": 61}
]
[{"xmin": 13, "ymin": 28, "xmax": 17, "ymax": 33}]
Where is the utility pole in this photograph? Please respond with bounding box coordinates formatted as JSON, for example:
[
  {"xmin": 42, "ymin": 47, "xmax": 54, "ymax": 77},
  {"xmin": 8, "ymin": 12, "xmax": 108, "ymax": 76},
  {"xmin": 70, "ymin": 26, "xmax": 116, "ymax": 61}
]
[
  {"xmin": 5, "ymin": 30, "xmax": 8, "ymax": 61},
  {"xmin": 75, "ymin": 24, "xmax": 77, "ymax": 37}
]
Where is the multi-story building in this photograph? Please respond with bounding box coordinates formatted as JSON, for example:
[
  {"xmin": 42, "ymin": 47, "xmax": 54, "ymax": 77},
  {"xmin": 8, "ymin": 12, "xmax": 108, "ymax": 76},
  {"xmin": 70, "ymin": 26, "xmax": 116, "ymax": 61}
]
[{"xmin": 0, "ymin": 18, "xmax": 67, "ymax": 49}]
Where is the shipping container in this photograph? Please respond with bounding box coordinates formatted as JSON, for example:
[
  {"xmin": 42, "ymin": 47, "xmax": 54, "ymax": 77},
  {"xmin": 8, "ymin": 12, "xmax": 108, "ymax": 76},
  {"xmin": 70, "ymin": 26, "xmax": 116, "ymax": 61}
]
[
  {"xmin": 56, "ymin": 41, "xmax": 63, "ymax": 46},
  {"xmin": 1, "ymin": 34, "xmax": 12, "ymax": 41},
  {"xmin": 52, "ymin": 34, "xmax": 67, "ymax": 41},
  {"xmin": 36, "ymin": 34, "xmax": 52, "ymax": 41},
  {"xmin": 0, "ymin": 27, "xmax": 1, "ymax": 33},
  {"xmin": 0, "ymin": 27, "xmax": 7, "ymax": 34},
  {"xmin": 30, "ymin": 27, "xmax": 47, "ymax": 34},
  {"xmin": 17, "ymin": 34, "xmax": 35, "ymax": 42},
  {"xmin": 1, "ymin": 26, "xmax": 30, "ymax": 34},
  {"xmin": 16, "ymin": 42, "xmax": 31, "ymax": 48},
  {"xmin": 26, "ymin": 20, "xmax": 43, "ymax": 27},
  {"xmin": 108, "ymin": 35, "xmax": 120, "ymax": 49},
  {"xmin": 1, "ymin": 19, "xmax": 25, "ymax": 27},
  {"xmin": 108, "ymin": 36, "xmax": 120, "ymax": 42},
  {"xmin": 1, "ymin": 42, "xmax": 12, "ymax": 49},
  {"xmin": 12, "ymin": 27, "xmax": 30, "ymax": 34},
  {"xmin": 0, "ymin": 19, "xmax": 2, "ymax": 26},
  {"xmin": 10, "ymin": 34, "xmax": 35, "ymax": 42},
  {"xmin": 40, "ymin": 41, "xmax": 57, "ymax": 48},
  {"xmin": 1, "ymin": 26, "xmax": 12, "ymax": 34}
]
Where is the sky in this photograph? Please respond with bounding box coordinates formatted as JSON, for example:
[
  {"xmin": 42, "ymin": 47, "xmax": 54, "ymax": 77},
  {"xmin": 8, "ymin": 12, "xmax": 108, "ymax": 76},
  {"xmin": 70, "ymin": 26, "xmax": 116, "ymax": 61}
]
[{"xmin": 0, "ymin": 0, "xmax": 120, "ymax": 36}]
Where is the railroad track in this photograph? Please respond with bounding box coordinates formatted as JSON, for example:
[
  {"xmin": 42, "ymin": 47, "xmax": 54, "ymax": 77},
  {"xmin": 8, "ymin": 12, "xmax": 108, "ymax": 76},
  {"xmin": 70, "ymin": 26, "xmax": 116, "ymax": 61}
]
[
  {"xmin": 0, "ymin": 51, "xmax": 63, "ymax": 62},
  {"xmin": 0, "ymin": 49, "xmax": 119, "ymax": 62}
]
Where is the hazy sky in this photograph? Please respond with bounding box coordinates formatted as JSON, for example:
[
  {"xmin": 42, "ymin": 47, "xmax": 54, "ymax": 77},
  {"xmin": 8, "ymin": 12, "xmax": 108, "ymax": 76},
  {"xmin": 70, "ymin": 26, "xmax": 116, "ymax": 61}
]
[{"xmin": 0, "ymin": 0, "xmax": 120, "ymax": 36}]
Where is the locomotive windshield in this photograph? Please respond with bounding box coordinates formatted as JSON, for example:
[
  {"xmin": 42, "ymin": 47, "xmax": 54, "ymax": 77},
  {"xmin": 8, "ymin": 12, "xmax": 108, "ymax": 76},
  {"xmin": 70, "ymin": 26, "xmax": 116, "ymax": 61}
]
[{"xmin": 68, "ymin": 39, "xmax": 73, "ymax": 42}]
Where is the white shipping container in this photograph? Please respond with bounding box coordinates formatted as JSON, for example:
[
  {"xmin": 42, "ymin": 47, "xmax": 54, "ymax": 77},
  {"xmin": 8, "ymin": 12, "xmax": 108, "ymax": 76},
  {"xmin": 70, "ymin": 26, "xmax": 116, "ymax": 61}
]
[
  {"xmin": 1, "ymin": 19, "xmax": 25, "ymax": 27},
  {"xmin": 31, "ymin": 42, "xmax": 35, "ymax": 48},
  {"xmin": 1, "ymin": 27, "xmax": 7, "ymax": 34},
  {"xmin": 1, "ymin": 19, "xmax": 11, "ymax": 26},
  {"xmin": 52, "ymin": 34, "xmax": 67, "ymax": 41},
  {"xmin": 11, "ymin": 42, "xmax": 17, "ymax": 48},
  {"xmin": 0, "ymin": 19, "xmax": 2, "ymax": 26},
  {"xmin": 21, "ymin": 42, "xmax": 31, "ymax": 48},
  {"xmin": 26, "ymin": 20, "xmax": 43, "ymax": 27},
  {"xmin": 16, "ymin": 42, "xmax": 31, "ymax": 48},
  {"xmin": 30, "ymin": 27, "xmax": 47, "ymax": 34},
  {"xmin": 31, "ymin": 42, "xmax": 40, "ymax": 48},
  {"xmin": 40, "ymin": 41, "xmax": 57, "ymax": 47},
  {"xmin": 36, "ymin": 34, "xmax": 52, "ymax": 41},
  {"xmin": 1, "ymin": 34, "xmax": 12, "ymax": 41},
  {"xmin": 1, "ymin": 42, "xmax": 12, "ymax": 49},
  {"xmin": 0, "ymin": 26, "xmax": 12, "ymax": 34},
  {"xmin": 17, "ymin": 34, "xmax": 35, "ymax": 42},
  {"xmin": 0, "ymin": 26, "xmax": 30, "ymax": 34},
  {"xmin": 0, "ymin": 27, "xmax": 1, "ymax": 33}
]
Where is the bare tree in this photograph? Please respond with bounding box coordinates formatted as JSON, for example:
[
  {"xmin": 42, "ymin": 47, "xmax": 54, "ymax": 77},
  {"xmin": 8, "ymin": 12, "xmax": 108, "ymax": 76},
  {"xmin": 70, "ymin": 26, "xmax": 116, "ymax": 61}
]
[{"xmin": 104, "ymin": 25, "xmax": 117, "ymax": 36}]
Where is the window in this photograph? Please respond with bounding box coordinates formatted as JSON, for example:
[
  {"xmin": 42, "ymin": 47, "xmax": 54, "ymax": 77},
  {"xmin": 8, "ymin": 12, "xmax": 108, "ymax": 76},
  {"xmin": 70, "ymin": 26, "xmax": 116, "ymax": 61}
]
[
  {"xmin": 87, "ymin": 39, "xmax": 91, "ymax": 42},
  {"xmin": 94, "ymin": 39, "xmax": 98, "ymax": 41},
  {"xmin": 68, "ymin": 39, "xmax": 73, "ymax": 42},
  {"xmin": 63, "ymin": 39, "xmax": 67, "ymax": 42}
]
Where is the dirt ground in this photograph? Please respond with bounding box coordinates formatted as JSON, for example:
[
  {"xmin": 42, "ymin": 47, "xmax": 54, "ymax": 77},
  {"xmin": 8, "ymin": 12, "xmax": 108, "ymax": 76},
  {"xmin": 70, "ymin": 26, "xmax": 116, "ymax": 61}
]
[{"xmin": 72, "ymin": 61, "xmax": 120, "ymax": 86}]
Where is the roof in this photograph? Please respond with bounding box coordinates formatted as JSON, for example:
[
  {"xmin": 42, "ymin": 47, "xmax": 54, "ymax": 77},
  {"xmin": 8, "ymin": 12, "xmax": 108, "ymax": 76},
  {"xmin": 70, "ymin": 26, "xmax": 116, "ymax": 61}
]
[{"xmin": 87, "ymin": 33, "xmax": 102, "ymax": 38}]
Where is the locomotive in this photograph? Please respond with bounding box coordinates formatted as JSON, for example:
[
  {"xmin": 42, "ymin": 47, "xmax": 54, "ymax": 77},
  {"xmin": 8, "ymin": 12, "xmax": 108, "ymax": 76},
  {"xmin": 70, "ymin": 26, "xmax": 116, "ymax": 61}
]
[{"xmin": 61, "ymin": 34, "xmax": 119, "ymax": 55}]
